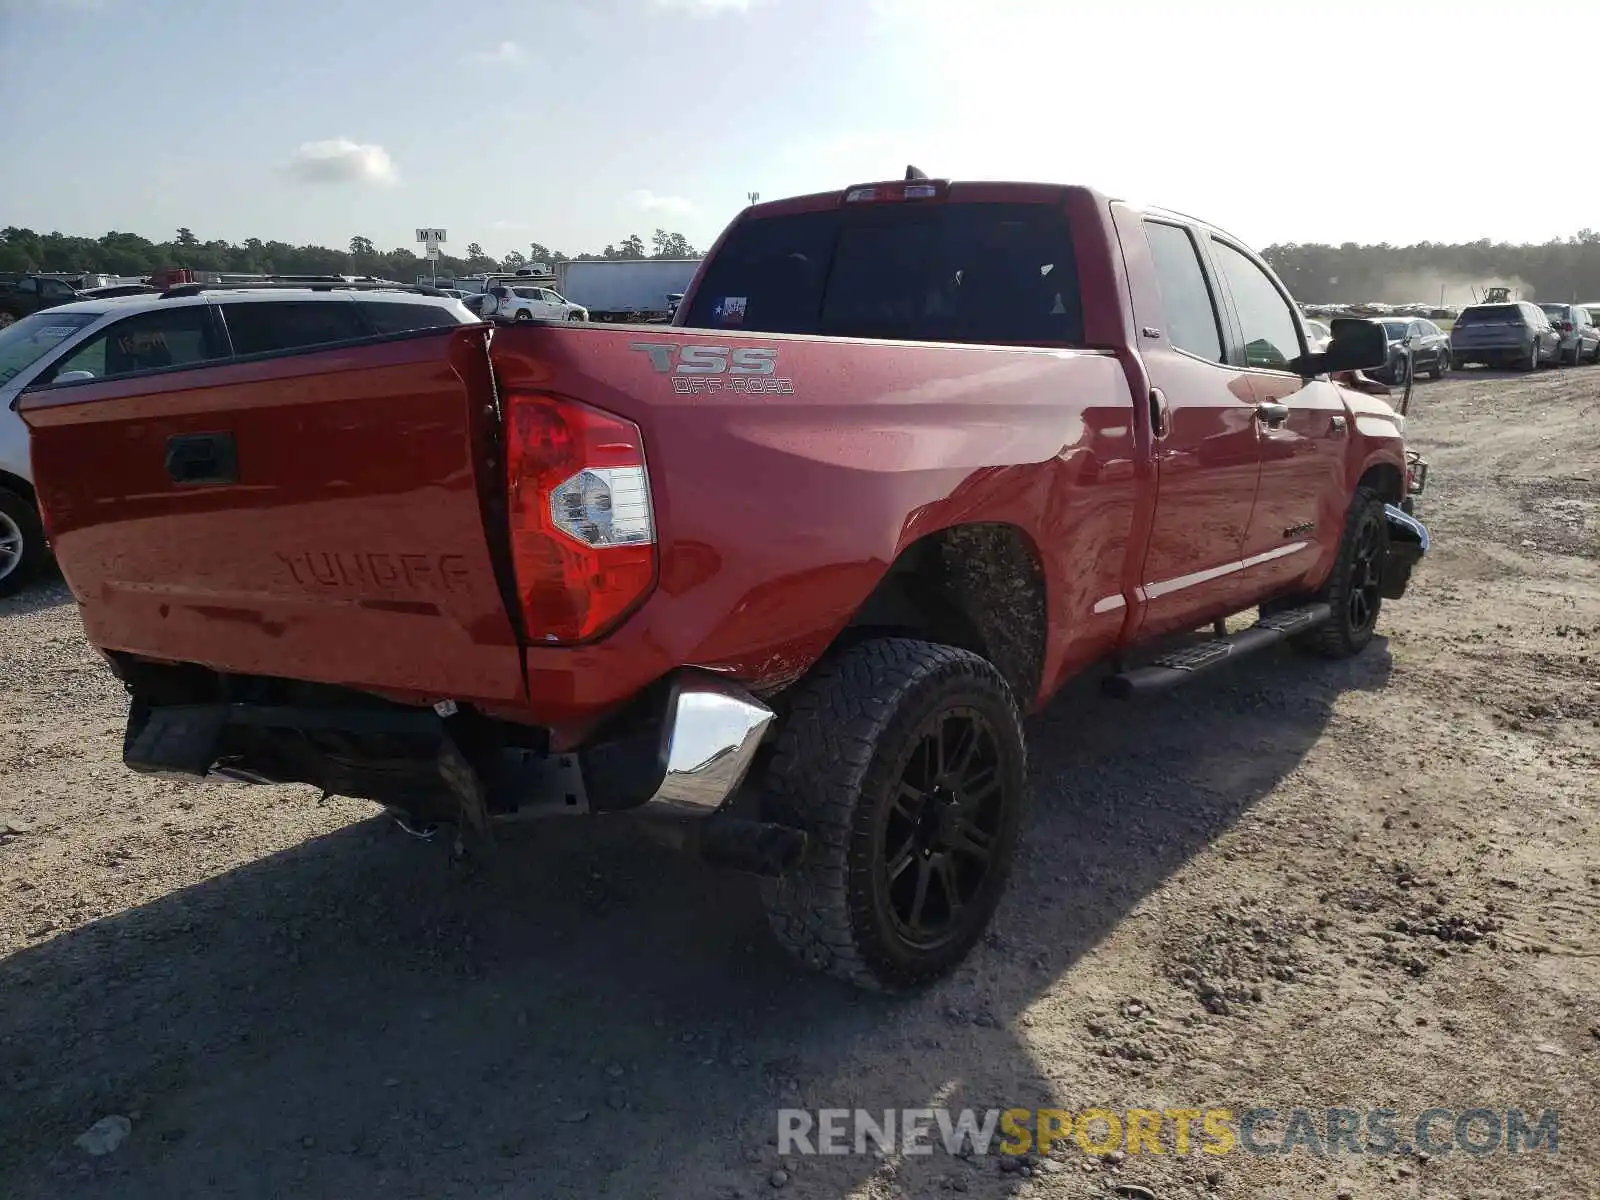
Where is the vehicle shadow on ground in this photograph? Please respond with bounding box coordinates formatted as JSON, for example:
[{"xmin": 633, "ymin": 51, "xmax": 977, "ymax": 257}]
[
  {"xmin": 0, "ymin": 641, "xmax": 1393, "ymax": 1199},
  {"xmin": 0, "ymin": 575, "xmax": 72, "ymax": 618}
]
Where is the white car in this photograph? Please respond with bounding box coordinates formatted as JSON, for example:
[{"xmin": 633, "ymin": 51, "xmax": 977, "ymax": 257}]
[
  {"xmin": 0, "ymin": 285, "xmax": 475, "ymax": 596},
  {"xmin": 484, "ymin": 284, "xmax": 589, "ymax": 323}
]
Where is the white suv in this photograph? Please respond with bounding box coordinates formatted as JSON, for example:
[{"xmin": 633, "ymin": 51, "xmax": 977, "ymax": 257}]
[
  {"xmin": 484, "ymin": 284, "xmax": 588, "ymax": 323},
  {"xmin": 0, "ymin": 285, "xmax": 476, "ymax": 596}
]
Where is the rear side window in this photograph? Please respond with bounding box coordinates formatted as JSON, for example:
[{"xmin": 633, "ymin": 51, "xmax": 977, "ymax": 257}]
[
  {"xmin": 221, "ymin": 300, "xmax": 366, "ymax": 356},
  {"xmin": 685, "ymin": 201, "xmax": 1083, "ymax": 346},
  {"xmin": 356, "ymin": 301, "xmax": 462, "ymax": 335},
  {"xmin": 45, "ymin": 306, "xmax": 224, "ymax": 384},
  {"xmin": 1143, "ymin": 221, "xmax": 1223, "ymax": 362}
]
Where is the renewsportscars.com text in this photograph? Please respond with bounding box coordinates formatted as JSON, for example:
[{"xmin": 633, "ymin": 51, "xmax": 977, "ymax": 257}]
[{"xmin": 777, "ymin": 1107, "xmax": 1559, "ymax": 1158}]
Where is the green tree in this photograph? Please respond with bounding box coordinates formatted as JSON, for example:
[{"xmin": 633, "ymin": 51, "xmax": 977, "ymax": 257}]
[
  {"xmin": 350, "ymin": 235, "xmax": 375, "ymax": 256},
  {"xmin": 502, "ymin": 249, "xmax": 527, "ymax": 271},
  {"xmin": 651, "ymin": 229, "xmax": 699, "ymax": 259},
  {"xmin": 174, "ymin": 228, "xmax": 199, "ymax": 247}
]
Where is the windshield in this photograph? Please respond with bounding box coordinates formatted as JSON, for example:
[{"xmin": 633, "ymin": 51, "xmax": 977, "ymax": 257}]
[
  {"xmin": 0, "ymin": 310, "xmax": 98, "ymax": 385},
  {"xmin": 1381, "ymin": 321, "xmax": 1409, "ymax": 339},
  {"xmin": 684, "ymin": 200, "xmax": 1083, "ymax": 345}
]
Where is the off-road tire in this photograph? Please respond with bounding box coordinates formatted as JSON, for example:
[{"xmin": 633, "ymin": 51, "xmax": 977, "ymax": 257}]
[
  {"xmin": 1291, "ymin": 486, "xmax": 1388, "ymax": 659},
  {"xmin": 513, "ymin": 310, "xmax": 532, "ymax": 322},
  {"xmin": 0, "ymin": 488, "xmax": 47, "ymax": 599},
  {"xmin": 758, "ymin": 638, "xmax": 1027, "ymax": 992}
]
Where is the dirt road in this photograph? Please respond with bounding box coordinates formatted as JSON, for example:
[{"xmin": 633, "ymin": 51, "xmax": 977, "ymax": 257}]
[{"xmin": 2, "ymin": 367, "xmax": 1596, "ymax": 1199}]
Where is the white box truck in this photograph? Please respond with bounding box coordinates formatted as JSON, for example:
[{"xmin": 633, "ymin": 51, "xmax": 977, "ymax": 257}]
[{"xmin": 553, "ymin": 259, "xmax": 702, "ymax": 322}]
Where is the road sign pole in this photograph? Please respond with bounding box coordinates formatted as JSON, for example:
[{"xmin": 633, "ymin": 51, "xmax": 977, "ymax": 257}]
[{"xmin": 416, "ymin": 228, "xmax": 447, "ymax": 290}]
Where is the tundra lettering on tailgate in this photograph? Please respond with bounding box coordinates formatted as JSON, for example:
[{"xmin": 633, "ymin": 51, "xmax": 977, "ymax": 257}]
[
  {"xmin": 628, "ymin": 341, "xmax": 795, "ymax": 395},
  {"xmin": 278, "ymin": 551, "xmax": 473, "ymax": 594}
]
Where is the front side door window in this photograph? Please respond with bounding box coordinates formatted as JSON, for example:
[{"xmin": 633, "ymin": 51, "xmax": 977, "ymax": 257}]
[{"xmin": 1210, "ymin": 240, "xmax": 1303, "ymax": 372}]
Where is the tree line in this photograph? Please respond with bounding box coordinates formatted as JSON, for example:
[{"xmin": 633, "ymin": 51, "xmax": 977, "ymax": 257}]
[
  {"xmin": 11, "ymin": 221, "xmax": 1600, "ymax": 303},
  {"xmin": 1261, "ymin": 230, "xmax": 1600, "ymax": 305},
  {"xmin": 0, "ymin": 226, "xmax": 702, "ymax": 282}
]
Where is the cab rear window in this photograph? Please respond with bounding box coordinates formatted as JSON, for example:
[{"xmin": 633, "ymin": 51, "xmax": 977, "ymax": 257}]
[{"xmin": 685, "ymin": 201, "xmax": 1083, "ymax": 346}]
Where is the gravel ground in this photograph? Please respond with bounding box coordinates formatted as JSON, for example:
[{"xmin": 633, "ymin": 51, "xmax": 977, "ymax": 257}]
[{"xmin": 1, "ymin": 366, "xmax": 1597, "ymax": 1199}]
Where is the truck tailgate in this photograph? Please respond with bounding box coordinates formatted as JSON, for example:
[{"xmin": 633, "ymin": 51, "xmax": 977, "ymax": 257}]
[{"xmin": 19, "ymin": 327, "xmax": 526, "ymax": 705}]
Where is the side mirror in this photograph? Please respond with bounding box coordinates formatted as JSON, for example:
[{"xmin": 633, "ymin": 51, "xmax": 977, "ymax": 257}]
[
  {"xmin": 54, "ymin": 369, "xmax": 96, "ymax": 384},
  {"xmin": 1289, "ymin": 316, "xmax": 1389, "ymax": 377}
]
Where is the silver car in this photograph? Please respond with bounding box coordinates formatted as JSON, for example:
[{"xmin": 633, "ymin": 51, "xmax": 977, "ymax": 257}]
[{"xmin": 1537, "ymin": 303, "xmax": 1600, "ymax": 365}]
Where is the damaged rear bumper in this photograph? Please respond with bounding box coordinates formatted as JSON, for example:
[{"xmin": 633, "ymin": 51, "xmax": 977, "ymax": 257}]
[{"xmin": 121, "ymin": 669, "xmax": 802, "ymax": 874}]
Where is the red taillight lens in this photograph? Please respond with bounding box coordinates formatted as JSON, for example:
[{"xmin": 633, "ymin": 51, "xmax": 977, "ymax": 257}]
[
  {"xmin": 1561, "ymin": 321, "xmax": 1574, "ymax": 332},
  {"xmin": 504, "ymin": 392, "xmax": 656, "ymax": 644}
]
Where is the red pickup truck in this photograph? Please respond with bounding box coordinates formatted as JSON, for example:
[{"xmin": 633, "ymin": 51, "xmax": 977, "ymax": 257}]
[{"xmin": 19, "ymin": 174, "xmax": 1429, "ymax": 991}]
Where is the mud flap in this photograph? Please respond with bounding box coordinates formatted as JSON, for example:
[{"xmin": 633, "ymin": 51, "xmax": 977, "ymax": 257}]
[{"xmin": 436, "ymin": 725, "xmax": 494, "ymax": 852}]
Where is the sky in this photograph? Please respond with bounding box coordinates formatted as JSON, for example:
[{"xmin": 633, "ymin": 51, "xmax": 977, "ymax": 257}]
[{"xmin": 1, "ymin": 0, "xmax": 1593, "ymax": 259}]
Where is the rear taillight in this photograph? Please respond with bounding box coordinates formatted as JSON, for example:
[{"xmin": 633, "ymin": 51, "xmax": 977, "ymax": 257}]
[
  {"xmin": 1560, "ymin": 321, "xmax": 1574, "ymax": 332},
  {"xmin": 504, "ymin": 393, "xmax": 656, "ymax": 644}
]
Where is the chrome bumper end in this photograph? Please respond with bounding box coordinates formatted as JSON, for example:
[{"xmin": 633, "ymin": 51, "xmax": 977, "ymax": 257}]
[
  {"xmin": 1382, "ymin": 503, "xmax": 1429, "ymax": 600},
  {"xmin": 647, "ymin": 675, "xmax": 776, "ymax": 815}
]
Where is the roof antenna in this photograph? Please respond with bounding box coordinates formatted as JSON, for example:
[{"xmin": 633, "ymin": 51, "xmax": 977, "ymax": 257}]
[{"xmin": 905, "ymin": 165, "xmax": 928, "ymax": 181}]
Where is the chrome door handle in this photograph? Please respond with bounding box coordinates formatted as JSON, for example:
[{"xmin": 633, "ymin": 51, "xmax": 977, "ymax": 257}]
[
  {"xmin": 1255, "ymin": 401, "xmax": 1290, "ymax": 426},
  {"xmin": 1330, "ymin": 415, "xmax": 1348, "ymax": 434},
  {"xmin": 1150, "ymin": 387, "xmax": 1172, "ymax": 439}
]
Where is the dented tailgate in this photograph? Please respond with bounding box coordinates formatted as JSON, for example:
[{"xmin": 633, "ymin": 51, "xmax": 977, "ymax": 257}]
[{"xmin": 19, "ymin": 326, "xmax": 526, "ymax": 705}]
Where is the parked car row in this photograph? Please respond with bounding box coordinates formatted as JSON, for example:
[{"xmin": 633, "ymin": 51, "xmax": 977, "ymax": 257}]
[
  {"xmin": 1302, "ymin": 301, "xmax": 1459, "ymax": 320},
  {"xmin": 1450, "ymin": 301, "xmax": 1600, "ymax": 371}
]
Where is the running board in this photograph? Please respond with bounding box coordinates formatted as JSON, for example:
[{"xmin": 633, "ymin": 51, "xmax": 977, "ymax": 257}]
[{"xmin": 1103, "ymin": 603, "xmax": 1331, "ymax": 699}]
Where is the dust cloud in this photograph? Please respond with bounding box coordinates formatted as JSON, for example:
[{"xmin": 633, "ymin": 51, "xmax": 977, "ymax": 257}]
[{"xmin": 1372, "ymin": 272, "xmax": 1535, "ymax": 306}]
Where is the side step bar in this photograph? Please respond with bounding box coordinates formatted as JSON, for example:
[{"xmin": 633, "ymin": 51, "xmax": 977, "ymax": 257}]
[{"xmin": 1103, "ymin": 603, "xmax": 1331, "ymax": 699}]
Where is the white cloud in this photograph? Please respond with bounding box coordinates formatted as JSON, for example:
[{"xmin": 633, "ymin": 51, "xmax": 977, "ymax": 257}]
[
  {"xmin": 629, "ymin": 189, "xmax": 696, "ymax": 217},
  {"xmin": 649, "ymin": 0, "xmax": 759, "ymax": 14},
  {"xmin": 286, "ymin": 138, "xmax": 398, "ymax": 186},
  {"xmin": 490, "ymin": 219, "xmax": 528, "ymax": 231},
  {"xmin": 466, "ymin": 40, "xmax": 523, "ymax": 64}
]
